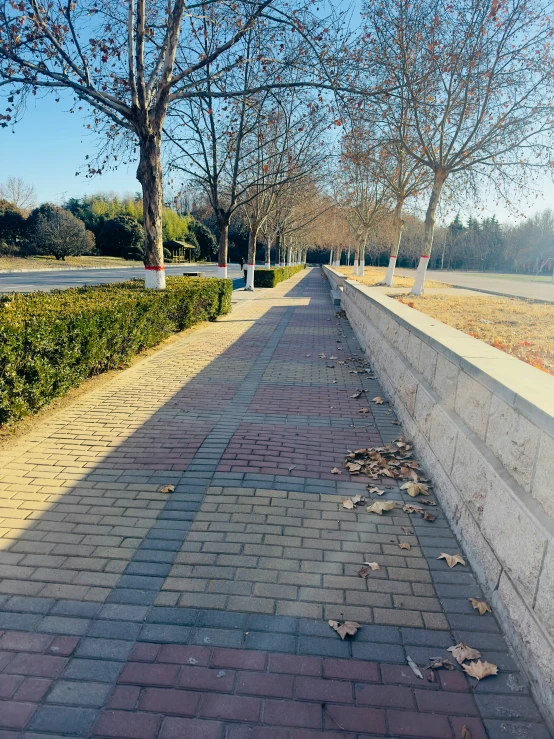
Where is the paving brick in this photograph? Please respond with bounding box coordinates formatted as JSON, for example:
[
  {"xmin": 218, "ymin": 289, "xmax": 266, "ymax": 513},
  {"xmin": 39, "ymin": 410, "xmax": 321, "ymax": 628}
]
[
  {"xmin": 94, "ymin": 710, "xmax": 161, "ymax": 738},
  {"xmin": 264, "ymin": 699, "xmax": 322, "ymax": 728},
  {"xmin": 236, "ymin": 671, "xmax": 294, "ymax": 698},
  {"xmin": 159, "ymin": 717, "xmax": 224, "ymax": 739},
  {"xmin": 119, "ymin": 662, "xmax": 179, "ymax": 687},
  {"xmin": 30, "ymin": 705, "xmax": 98, "ymax": 735},
  {"xmin": 63, "ymin": 658, "xmax": 123, "ymax": 683},
  {"xmin": 210, "ymin": 648, "xmax": 267, "ymax": 671},
  {"xmin": 177, "ymin": 665, "xmax": 235, "ymax": 692},
  {"xmin": 269, "ymin": 654, "xmax": 322, "ymax": 676},
  {"xmin": 387, "ymin": 709, "xmax": 452, "ymax": 737},
  {"xmin": 46, "ymin": 680, "xmax": 111, "ymax": 707},
  {"xmin": 0, "ymin": 701, "xmax": 35, "ymax": 729},
  {"xmin": 295, "ymin": 676, "xmax": 353, "ymax": 703},
  {"xmin": 139, "ymin": 687, "xmax": 200, "ymax": 715},
  {"xmin": 5, "ymin": 653, "xmax": 66, "ymax": 679},
  {"xmin": 322, "ymin": 705, "xmax": 386, "ymax": 733},
  {"xmin": 200, "ymin": 693, "xmax": 261, "ymax": 722},
  {"xmin": 322, "ymin": 658, "xmax": 379, "ymax": 682}
]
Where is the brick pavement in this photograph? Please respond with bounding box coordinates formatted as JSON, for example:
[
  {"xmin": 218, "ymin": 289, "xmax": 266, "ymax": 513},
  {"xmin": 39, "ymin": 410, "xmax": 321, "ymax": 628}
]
[{"xmin": 0, "ymin": 268, "xmax": 551, "ymax": 738}]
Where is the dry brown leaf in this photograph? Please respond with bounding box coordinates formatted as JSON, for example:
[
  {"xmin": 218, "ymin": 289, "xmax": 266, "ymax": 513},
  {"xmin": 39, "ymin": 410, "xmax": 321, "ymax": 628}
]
[
  {"xmin": 358, "ymin": 567, "xmax": 370, "ymax": 578},
  {"xmin": 346, "ymin": 462, "xmax": 362, "ymax": 474},
  {"xmin": 351, "ymin": 390, "xmax": 364, "ymax": 398},
  {"xmin": 402, "ymin": 527, "xmax": 414, "ymax": 535},
  {"xmin": 461, "ymin": 726, "xmax": 472, "ymax": 739},
  {"xmin": 358, "ymin": 407, "xmax": 370, "ymax": 414},
  {"xmin": 367, "ymin": 501, "xmax": 396, "ymax": 515},
  {"xmin": 469, "ymin": 598, "xmax": 492, "ymax": 615},
  {"xmin": 160, "ymin": 485, "xmax": 175, "ymax": 493},
  {"xmin": 403, "ymin": 504, "xmax": 424, "ymax": 514},
  {"xmin": 362, "ymin": 561, "xmax": 381, "ymax": 570},
  {"xmin": 367, "ymin": 486, "xmax": 385, "ymax": 495},
  {"xmin": 328, "ymin": 620, "xmax": 361, "ymax": 640},
  {"xmin": 423, "ymin": 511, "xmax": 437, "ymax": 521},
  {"xmin": 401, "ymin": 482, "xmax": 429, "ymax": 497},
  {"xmin": 399, "ymin": 542, "xmax": 411, "ymax": 551},
  {"xmin": 420, "ymin": 499, "xmax": 437, "ymax": 506},
  {"xmin": 463, "ymin": 660, "xmax": 498, "ymax": 681},
  {"xmin": 425, "ymin": 658, "xmax": 455, "ymax": 671},
  {"xmin": 341, "ymin": 494, "xmax": 363, "ymax": 510},
  {"xmin": 448, "ymin": 642, "xmax": 482, "ymax": 665},
  {"xmin": 372, "ymin": 396, "xmax": 384, "ymax": 404},
  {"xmin": 331, "ymin": 467, "xmax": 341, "ymax": 475},
  {"xmin": 438, "ymin": 553, "xmax": 466, "ymax": 568}
]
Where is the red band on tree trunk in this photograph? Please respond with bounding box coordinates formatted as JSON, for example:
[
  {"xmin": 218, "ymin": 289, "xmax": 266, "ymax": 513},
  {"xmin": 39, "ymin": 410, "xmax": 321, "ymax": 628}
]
[
  {"xmin": 218, "ymin": 263, "xmax": 227, "ymax": 268},
  {"xmin": 389, "ymin": 255, "xmax": 397, "ymax": 259},
  {"xmin": 247, "ymin": 264, "xmax": 255, "ymax": 267},
  {"xmin": 420, "ymin": 255, "xmax": 430, "ymax": 259},
  {"xmin": 145, "ymin": 265, "xmax": 165, "ymax": 271}
]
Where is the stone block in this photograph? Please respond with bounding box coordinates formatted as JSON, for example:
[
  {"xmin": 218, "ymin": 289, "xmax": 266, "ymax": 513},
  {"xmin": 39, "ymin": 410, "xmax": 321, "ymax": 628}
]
[
  {"xmin": 531, "ymin": 432, "xmax": 554, "ymax": 519},
  {"xmin": 455, "ymin": 373, "xmax": 492, "ymax": 441},
  {"xmin": 419, "ymin": 342, "xmax": 438, "ymax": 385},
  {"xmin": 429, "ymin": 405, "xmax": 458, "ymax": 474},
  {"xmin": 413, "ymin": 385, "xmax": 434, "ymax": 441},
  {"xmin": 486, "ymin": 395, "xmax": 540, "ymax": 492},
  {"xmin": 432, "ymin": 354, "xmax": 460, "ymax": 409},
  {"xmin": 481, "ymin": 483, "xmax": 547, "ymax": 603},
  {"xmin": 450, "ymin": 433, "xmax": 493, "ymax": 523},
  {"xmin": 533, "ymin": 543, "xmax": 554, "ymax": 641}
]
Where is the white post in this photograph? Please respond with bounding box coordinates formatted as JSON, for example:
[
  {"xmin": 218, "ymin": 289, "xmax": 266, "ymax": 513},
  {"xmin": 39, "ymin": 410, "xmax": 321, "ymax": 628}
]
[
  {"xmin": 145, "ymin": 267, "xmax": 166, "ymax": 289},
  {"xmin": 217, "ymin": 263, "xmax": 227, "ymax": 278}
]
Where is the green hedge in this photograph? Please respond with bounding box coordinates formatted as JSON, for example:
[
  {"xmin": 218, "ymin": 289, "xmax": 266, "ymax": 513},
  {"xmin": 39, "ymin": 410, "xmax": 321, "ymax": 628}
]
[
  {"xmin": 0, "ymin": 276, "xmax": 232, "ymax": 425},
  {"xmin": 243, "ymin": 264, "xmax": 306, "ymax": 287}
]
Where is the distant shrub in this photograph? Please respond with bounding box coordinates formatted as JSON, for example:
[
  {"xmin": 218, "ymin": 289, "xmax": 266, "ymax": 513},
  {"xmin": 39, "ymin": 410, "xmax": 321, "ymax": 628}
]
[{"xmin": 98, "ymin": 215, "xmax": 144, "ymax": 258}]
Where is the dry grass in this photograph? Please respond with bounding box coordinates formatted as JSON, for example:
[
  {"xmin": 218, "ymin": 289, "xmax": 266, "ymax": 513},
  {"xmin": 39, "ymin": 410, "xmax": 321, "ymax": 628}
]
[
  {"xmin": 397, "ymin": 294, "xmax": 554, "ymax": 376},
  {"xmin": 0, "ymin": 255, "xmax": 134, "ymax": 270},
  {"xmin": 335, "ymin": 265, "xmax": 445, "ymax": 288}
]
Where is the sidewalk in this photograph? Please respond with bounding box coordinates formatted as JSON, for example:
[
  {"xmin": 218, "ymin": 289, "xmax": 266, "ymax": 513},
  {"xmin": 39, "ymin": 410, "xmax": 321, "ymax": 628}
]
[{"xmin": 0, "ymin": 268, "xmax": 550, "ymax": 738}]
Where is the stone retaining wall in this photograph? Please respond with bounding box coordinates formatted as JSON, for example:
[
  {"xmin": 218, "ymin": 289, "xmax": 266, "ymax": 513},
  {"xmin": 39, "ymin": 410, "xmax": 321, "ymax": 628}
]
[{"xmin": 323, "ymin": 266, "xmax": 554, "ymax": 728}]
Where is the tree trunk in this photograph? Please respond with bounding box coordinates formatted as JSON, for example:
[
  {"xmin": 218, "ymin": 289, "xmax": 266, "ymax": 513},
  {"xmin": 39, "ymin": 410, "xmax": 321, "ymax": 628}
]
[
  {"xmin": 217, "ymin": 219, "xmax": 229, "ymax": 278},
  {"xmin": 245, "ymin": 226, "xmax": 259, "ymax": 290},
  {"xmin": 265, "ymin": 239, "xmax": 271, "ymax": 268},
  {"xmin": 329, "ymin": 249, "xmax": 333, "ymax": 265},
  {"xmin": 359, "ymin": 245, "xmax": 365, "ymax": 276},
  {"xmin": 385, "ymin": 198, "xmax": 404, "ymax": 286},
  {"xmin": 411, "ymin": 169, "xmax": 447, "ymax": 295},
  {"xmin": 353, "ymin": 251, "xmax": 359, "ymax": 274},
  {"xmin": 137, "ymin": 131, "xmax": 165, "ymax": 289}
]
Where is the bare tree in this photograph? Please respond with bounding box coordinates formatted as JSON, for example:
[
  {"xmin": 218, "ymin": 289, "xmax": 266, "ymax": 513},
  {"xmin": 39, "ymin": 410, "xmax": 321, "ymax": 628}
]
[
  {"xmin": 0, "ymin": 176, "xmax": 36, "ymax": 213},
  {"xmin": 0, "ymin": 0, "xmax": 356, "ymax": 287},
  {"xmin": 365, "ymin": 0, "xmax": 554, "ymax": 293}
]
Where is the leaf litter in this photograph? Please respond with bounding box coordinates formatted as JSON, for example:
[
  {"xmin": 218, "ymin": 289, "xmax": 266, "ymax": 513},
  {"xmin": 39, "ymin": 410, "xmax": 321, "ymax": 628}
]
[{"xmin": 328, "ymin": 620, "xmax": 361, "ymax": 640}]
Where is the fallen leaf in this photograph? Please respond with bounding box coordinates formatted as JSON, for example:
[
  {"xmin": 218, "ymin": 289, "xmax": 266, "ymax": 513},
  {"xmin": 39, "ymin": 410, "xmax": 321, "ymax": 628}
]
[
  {"xmin": 346, "ymin": 462, "xmax": 362, "ymax": 474},
  {"xmin": 401, "ymin": 482, "xmax": 429, "ymax": 497},
  {"xmin": 467, "ymin": 597, "xmax": 492, "ymax": 616},
  {"xmin": 341, "ymin": 494, "xmax": 363, "ymax": 509},
  {"xmin": 425, "ymin": 657, "xmax": 455, "ymax": 671},
  {"xmin": 331, "ymin": 467, "xmax": 341, "ymax": 474},
  {"xmin": 372, "ymin": 396, "xmax": 384, "ymax": 404},
  {"xmin": 288, "ymin": 465, "xmax": 296, "ymax": 472},
  {"xmin": 461, "ymin": 725, "xmax": 472, "ymax": 739},
  {"xmin": 318, "ymin": 353, "xmax": 326, "ymax": 358},
  {"xmin": 392, "ymin": 420, "xmax": 401, "ymax": 425},
  {"xmin": 362, "ymin": 561, "xmax": 381, "ymax": 570},
  {"xmin": 403, "ymin": 504, "xmax": 424, "ymax": 514},
  {"xmin": 328, "ymin": 620, "xmax": 361, "ymax": 640},
  {"xmin": 448, "ymin": 642, "xmax": 482, "ymax": 665},
  {"xmin": 367, "ymin": 501, "xmax": 396, "ymax": 515},
  {"xmin": 358, "ymin": 407, "xmax": 369, "ymax": 414},
  {"xmin": 367, "ymin": 485, "xmax": 386, "ymax": 495},
  {"xmin": 423, "ymin": 511, "xmax": 437, "ymax": 521},
  {"xmin": 351, "ymin": 390, "xmax": 364, "ymax": 398},
  {"xmin": 438, "ymin": 553, "xmax": 466, "ymax": 568},
  {"xmin": 402, "ymin": 527, "xmax": 414, "ymax": 535},
  {"xmin": 407, "ymin": 655, "xmax": 423, "ymax": 679},
  {"xmin": 420, "ymin": 499, "xmax": 437, "ymax": 506},
  {"xmin": 463, "ymin": 660, "xmax": 498, "ymax": 681},
  {"xmin": 358, "ymin": 567, "xmax": 370, "ymax": 578},
  {"xmin": 160, "ymin": 485, "xmax": 175, "ymax": 493},
  {"xmin": 399, "ymin": 542, "xmax": 411, "ymax": 550},
  {"xmin": 330, "ymin": 355, "xmax": 338, "ymax": 360}
]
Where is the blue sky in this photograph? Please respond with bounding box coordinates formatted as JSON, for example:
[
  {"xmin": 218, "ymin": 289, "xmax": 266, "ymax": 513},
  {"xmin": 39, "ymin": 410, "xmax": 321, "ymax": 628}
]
[
  {"xmin": 1, "ymin": 93, "xmax": 139, "ymax": 205},
  {"xmin": 2, "ymin": 88, "xmax": 553, "ymax": 223}
]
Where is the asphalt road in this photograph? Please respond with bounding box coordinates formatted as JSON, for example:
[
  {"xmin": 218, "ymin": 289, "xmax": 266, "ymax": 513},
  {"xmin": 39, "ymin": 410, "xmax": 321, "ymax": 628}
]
[
  {"xmin": 0, "ymin": 263, "xmax": 246, "ymax": 293},
  {"xmin": 397, "ymin": 268, "xmax": 554, "ymax": 302}
]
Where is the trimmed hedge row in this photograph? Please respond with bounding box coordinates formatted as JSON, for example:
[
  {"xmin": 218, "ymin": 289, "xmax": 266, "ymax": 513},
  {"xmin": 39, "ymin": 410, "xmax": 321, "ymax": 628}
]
[
  {"xmin": 0, "ymin": 276, "xmax": 232, "ymax": 425},
  {"xmin": 244, "ymin": 264, "xmax": 306, "ymax": 288}
]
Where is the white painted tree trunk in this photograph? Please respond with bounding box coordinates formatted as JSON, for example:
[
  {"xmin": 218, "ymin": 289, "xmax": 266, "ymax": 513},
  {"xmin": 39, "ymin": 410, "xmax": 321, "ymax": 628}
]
[
  {"xmin": 137, "ymin": 131, "xmax": 166, "ymax": 289},
  {"xmin": 245, "ymin": 228, "xmax": 258, "ymax": 290},
  {"xmin": 359, "ymin": 253, "xmax": 365, "ymax": 276},
  {"xmin": 385, "ymin": 200, "xmax": 405, "ymax": 287},
  {"xmin": 353, "ymin": 257, "xmax": 359, "ymax": 275},
  {"xmin": 265, "ymin": 240, "xmax": 271, "ymax": 268},
  {"xmin": 217, "ymin": 221, "xmax": 229, "ymax": 279},
  {"xmin": 411, "ymin": 170, "xmax": 447, "ymax": 296},
  {"xmin": 287, "ymin": 247, "xmax": 292, "ymax": 266},
  {"xmin": 329, "ymin": 249, "xmax": 333, "ymax": 265}
]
